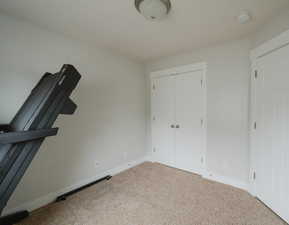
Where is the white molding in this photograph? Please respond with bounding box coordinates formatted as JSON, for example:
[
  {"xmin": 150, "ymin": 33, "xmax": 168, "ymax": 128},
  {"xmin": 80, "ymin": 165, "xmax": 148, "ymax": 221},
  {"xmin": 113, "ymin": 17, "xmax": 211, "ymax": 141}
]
[
  {"xmin": 150, "ymin": 62, "xmax": 207, "ymax": 78},
  {"xmin": 148, "ymin": 159, "xmax": 248, "ymax": 192},
  {"xmin": 251, "ymin": 29, "xmax": 289, "ymax": 60},
  {"xmin": 202, "ymin": 65, "xmax": 208, "ymax": 176},
  {"xmin": 3, "ymin": 156, "xmax": 149, "ymax": 216},
  {"xmin": 150, "ymin": 62, "xmax": 207, "ymax": 177},
  {"xmin": 248, "ymin": 59, "xmax": 257, "ymax": 197},
  {"xmin": 202, "ymin": 171, "xmax": 249, "ymax": 191}
]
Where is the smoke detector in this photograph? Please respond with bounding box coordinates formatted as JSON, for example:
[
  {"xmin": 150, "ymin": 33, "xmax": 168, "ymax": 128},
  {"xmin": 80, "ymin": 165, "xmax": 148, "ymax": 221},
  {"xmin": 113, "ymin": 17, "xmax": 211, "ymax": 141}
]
[
  {"xmin": 135, "ymin": 0, "xmax": 171, "ymax": 21},
  {"xmin": 238, "ymin": 11, "xmax": 251, "ymax": 24}
]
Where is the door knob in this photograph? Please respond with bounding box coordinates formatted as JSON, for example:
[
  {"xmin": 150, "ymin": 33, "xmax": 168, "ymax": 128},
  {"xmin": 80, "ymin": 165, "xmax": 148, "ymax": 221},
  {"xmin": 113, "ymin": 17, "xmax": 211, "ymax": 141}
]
[
  {"xmin": 170, "ymin": 125, "xmax": 175, "ymax": 128},
  {"xmin": 176, "ymin": 125, "xmax": 180, "ymax": 128}
]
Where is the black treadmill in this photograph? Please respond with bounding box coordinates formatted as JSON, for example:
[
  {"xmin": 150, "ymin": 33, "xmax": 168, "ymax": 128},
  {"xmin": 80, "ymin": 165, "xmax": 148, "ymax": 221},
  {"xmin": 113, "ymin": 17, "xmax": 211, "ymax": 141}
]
[{"xmin": 0, "ymin": 64, "xmax": 81, "ymax": 225}]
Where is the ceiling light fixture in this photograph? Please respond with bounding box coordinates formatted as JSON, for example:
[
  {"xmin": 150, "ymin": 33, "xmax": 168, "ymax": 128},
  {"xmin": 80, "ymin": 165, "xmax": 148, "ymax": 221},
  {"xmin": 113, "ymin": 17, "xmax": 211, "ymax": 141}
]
[{"xmin": 135, "ymin": 0, "xmax": 171, "ymax": 21}]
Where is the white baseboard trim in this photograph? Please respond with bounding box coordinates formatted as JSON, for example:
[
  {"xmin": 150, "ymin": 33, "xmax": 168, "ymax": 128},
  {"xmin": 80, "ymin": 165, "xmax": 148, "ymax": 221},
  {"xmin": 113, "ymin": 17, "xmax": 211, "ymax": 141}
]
[
  {"xmin": 146, "ymin": 158, "xmax": 249, "ymax": 192},
  {"xmin": 3, "ymin": 156, "xmax": 149, "ymax": 216},
  {"xmin": 146, "ymin": 157, "xmax": 249, "ymax": 192},
  {"xmin": 202, "ymin": 171, "xmax": 249, "ymax": 191},
  {"xmin": 145, "ymin": 153, "xmax": 153, "ymax": 162}
]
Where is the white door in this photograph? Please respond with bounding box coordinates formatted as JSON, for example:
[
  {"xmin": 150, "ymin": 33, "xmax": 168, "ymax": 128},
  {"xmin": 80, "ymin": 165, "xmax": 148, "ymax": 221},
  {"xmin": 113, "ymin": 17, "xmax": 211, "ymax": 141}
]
[
  {"xmin": 175, "ymin": 71, "xmax": 205, "ymax": 174},
  {"xmin": 254, "ymin": 43, "xmax": 289, "ymax": 223},
  {"xmin": 151, "ymin": 66, "xmax": 206, "ymax": 175},
  {"xmin": 151, "ymin": 76, "xmax": 175, "ymax": 166}
]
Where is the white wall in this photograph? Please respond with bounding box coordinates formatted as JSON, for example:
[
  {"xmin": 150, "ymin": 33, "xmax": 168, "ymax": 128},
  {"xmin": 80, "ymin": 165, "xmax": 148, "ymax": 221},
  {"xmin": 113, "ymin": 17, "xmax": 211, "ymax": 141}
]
[
  {"xmin": 1, "ymin": 3, "xmax": 289, "ymax": 214},
  {"xmin": 146, "ymin": 38, "xmax": 252, "ymax": 187},
  {"xmin": 0, "ymin": 13, "xmax": 146, "ymax": 212},
  {"xmin": 145, "ymin": 6, "xmax": 289, "ymax": 189}
]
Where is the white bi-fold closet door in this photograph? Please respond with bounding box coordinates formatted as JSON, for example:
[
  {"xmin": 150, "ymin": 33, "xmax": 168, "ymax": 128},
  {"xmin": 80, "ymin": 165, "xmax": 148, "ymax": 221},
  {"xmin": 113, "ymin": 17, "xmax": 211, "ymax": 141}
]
[
  {"xmin": 151, "ymin": 63, "xmax": 206, "ymax": 175},
  {"xmin": 251, "ymin": 31, "xmax": 289, "ymax": 223}
]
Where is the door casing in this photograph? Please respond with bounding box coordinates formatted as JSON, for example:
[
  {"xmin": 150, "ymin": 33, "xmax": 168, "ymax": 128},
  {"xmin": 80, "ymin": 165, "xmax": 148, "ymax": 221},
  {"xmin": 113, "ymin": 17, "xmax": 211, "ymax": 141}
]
[
  {"xmin": 150, "ymin": 62, "xmax": 207, "ymax": 176},
  {"xmin": 250, "ymin": 29, "xmax": 289, "ymax": 223},
  {"xmin": 250, "ymin": 29, "xmax": 289, "ymax": 195}
]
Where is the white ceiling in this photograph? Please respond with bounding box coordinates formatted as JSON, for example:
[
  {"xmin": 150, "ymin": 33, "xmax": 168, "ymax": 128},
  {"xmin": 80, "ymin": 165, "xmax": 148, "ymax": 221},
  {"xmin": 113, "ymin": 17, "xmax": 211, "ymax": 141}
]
[{"xmin": 0, "ymin": 0, "xmax": 288, "ymax": 62}]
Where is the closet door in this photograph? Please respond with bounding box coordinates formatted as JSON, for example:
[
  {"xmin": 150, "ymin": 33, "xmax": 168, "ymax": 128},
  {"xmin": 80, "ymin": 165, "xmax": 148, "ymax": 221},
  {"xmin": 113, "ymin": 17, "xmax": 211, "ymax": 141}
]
[
  {"xmin": 175, "ymin": 71, "xmax": 205, "ymax": 174},
  {"xmin": 254, "ymin": 43, "xmax": 289, "ymax": 223},
  {"xmin": 151, "ymin": 76, "xmax": 175, "ymax": 166}
]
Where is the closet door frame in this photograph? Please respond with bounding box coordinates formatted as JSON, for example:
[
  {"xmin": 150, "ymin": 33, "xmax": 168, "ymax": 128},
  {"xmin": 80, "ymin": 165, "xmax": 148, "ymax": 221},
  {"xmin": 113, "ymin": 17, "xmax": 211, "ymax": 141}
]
[
  {"xmin": 150, "ymin": 62, "xmax": 207, "ymax": 176},
  {"xmin": 250, "ymin": 29, "xmax": 289, "ymax": 196}
]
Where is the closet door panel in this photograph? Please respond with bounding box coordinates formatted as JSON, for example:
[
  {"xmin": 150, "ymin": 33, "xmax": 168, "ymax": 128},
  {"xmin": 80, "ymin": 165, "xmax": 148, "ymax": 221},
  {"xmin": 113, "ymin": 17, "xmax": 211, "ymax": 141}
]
[
  {"xmin": 255, "ymin": 43, "xmax": 289, "ymax": 223},
  {"xmin": 175, "ymin": 71, "xmax": 204, "ymax": 174},
  {"xmin": 151, "ymin": 76, "xmax": 175, "ymax": 166}
]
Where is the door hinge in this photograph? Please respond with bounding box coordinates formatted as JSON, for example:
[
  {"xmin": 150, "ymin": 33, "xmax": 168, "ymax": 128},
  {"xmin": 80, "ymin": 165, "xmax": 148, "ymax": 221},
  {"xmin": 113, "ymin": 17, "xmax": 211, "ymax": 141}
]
[
  {"xmin": 201, "ymin": 79, "xmax": 203, "ymax": 87},
  {"xmin": 253, "ymin": 172, "xmax": 256, "ymax": 180},
  {"xmin": 254, "ymin": 122, "xmax": 257, "ymax": 130},
  {"xmin": 152, "ymin": 84, "xmax": 156, "ymax": 90},
  {"xmin": 153, "ymin": 147, "xmax": 156, "ymax": 153},
  {"xmin": 254, "ymin": 70, "xmax": 258, "ymax": 79},
  {"xmin": 201, "ymin": 119, "xmax": 204, "ymax": 127},
  {"xmin": 201, "ymin": 157, "xmax": 204, "ymax": 164}
]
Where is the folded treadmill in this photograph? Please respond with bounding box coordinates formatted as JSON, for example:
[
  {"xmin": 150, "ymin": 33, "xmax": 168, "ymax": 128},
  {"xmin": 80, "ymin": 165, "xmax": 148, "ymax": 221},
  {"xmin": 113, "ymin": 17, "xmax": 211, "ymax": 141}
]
[{"xmin": 0, "ymin": 64, "xmax": 81, "ymax": 224}]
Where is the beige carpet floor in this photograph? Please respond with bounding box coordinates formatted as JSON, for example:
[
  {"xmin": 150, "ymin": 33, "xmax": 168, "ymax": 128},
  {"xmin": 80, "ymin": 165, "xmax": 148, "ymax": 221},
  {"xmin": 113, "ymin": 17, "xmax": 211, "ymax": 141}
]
[{"xmin": 17, "ymin": 162, "xmax": 286, "ymax": 225}]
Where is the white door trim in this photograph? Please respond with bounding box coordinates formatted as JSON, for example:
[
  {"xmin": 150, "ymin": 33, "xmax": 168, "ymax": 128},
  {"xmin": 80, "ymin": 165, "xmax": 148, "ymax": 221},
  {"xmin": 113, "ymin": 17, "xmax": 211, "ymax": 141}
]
[
  {"xmin": 150, "ymin": 62, "xmax": 207, "ymax": 78},
  {"xmin": 250, "ymin": 29, "xmax": 289, "ymax": 196},
  {"xmin": 150, "ymin": 62, "xmax": 207, "ymax": 176},
  {"xmin": 251, "ymin": 29, "xmax": 289, "ymax": 61}
]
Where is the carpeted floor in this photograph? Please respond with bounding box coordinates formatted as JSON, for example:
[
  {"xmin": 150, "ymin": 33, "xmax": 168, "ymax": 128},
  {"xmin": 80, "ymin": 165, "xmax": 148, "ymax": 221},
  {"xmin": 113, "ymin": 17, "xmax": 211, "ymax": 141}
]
[{"xmin": 17, "ymin": 162, "xmax": 286, "ymax": 225}]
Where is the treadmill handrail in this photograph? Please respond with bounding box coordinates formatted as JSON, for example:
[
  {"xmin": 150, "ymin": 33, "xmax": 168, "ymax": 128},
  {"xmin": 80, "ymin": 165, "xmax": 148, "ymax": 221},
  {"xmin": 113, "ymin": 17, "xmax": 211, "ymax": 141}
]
[
  {"xmin": 0, "ymin": 125, "xmax": 11, "ymax": 133},
  {"xmin": 0, "ymin": 128, "xmax": 58, "ymax": 144},
  {"xmin": 0, "ymin": 64, "xmax": 81, "ymax": 218}
]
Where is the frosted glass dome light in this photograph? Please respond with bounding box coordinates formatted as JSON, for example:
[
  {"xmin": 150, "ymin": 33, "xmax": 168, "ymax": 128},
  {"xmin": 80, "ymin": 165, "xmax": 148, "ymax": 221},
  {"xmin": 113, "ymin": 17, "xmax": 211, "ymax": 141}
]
[{"xmin": 135, "ymin": 0, "xmax": 171, "ymax": 21}]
